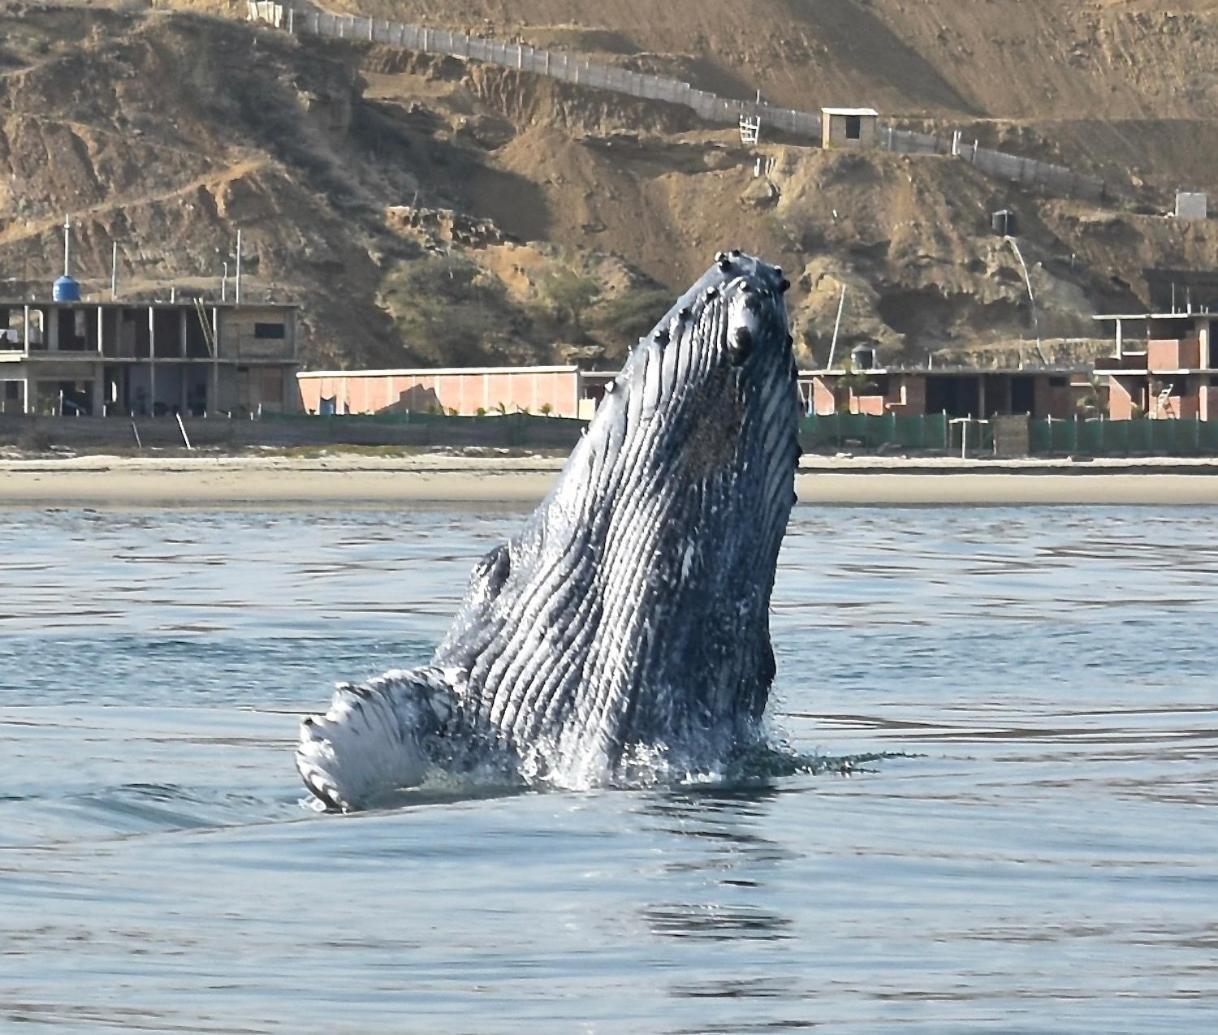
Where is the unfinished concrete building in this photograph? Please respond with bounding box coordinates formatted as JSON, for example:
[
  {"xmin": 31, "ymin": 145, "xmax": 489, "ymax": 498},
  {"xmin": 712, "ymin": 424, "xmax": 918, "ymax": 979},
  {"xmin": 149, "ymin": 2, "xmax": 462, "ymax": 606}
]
[{"xmin": 0, "ymin": 299, "xmax": 301, "ymax": 416}]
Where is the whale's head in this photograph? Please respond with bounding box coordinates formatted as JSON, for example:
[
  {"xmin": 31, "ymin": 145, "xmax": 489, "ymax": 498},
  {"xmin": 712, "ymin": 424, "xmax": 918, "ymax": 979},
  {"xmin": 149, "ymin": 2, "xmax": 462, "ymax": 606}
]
[{"xmin": 436, "ymin": 252, "xmax": 800, "ymax": 782}]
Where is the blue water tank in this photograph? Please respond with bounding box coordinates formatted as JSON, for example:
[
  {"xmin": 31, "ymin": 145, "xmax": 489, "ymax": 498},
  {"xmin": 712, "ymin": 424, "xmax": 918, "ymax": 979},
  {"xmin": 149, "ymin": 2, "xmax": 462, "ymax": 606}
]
[{"xmin": 53, "ymin": 275, "xmax": 81, "ymax": 302}]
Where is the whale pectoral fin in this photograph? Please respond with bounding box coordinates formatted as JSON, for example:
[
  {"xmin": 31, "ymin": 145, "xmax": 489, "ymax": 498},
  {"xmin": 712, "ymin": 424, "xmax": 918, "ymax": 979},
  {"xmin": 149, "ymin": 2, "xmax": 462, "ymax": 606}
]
[
  {"xmin": 296, "ymin": 667, "xmax": 458, "ymax": 811},
  {"xmin": 470, "ymin": 542, "xmax": 512, "ymax": 604}
]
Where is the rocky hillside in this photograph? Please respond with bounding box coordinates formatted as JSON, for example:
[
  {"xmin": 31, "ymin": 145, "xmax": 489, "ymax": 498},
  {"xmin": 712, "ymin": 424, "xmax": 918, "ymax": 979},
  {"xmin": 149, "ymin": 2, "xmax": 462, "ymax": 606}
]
[{"xmin": 3, "ymin": 2, "xmax": 1217, "ymax": 369}]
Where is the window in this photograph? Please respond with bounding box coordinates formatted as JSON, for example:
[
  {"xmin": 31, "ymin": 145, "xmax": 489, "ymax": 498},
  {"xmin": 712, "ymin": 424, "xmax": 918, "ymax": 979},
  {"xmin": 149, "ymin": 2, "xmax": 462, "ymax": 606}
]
[
  {"xmin": 254, "ymin": 322, "xmax": 286, "ymax": 339},
  {"xmin": 845, "ymin": 115, "xmax": 862, "ymax": 140}
]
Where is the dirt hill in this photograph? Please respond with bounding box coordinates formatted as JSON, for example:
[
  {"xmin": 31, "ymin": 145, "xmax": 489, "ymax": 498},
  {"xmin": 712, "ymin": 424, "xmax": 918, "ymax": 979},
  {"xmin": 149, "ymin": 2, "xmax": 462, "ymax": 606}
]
[{"xmin": 3, "ymin": 2, "xmax": 1217, "ymax": 369}]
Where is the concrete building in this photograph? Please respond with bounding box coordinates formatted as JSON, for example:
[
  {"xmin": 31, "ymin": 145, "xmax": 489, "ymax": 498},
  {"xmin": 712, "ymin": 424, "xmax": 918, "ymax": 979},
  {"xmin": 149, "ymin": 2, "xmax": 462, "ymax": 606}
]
[
  {"xmin": 297, "ymin": 365, "xmax": 610, "ymax": 419},
  {"xmin": 0, "ymin": 298, "xmax": 301, "ymax": 416},
  {"xmin": 1094, "ymin": 311, "xmax": 1218, "ymax": 420},
  {"xmin": 821, "ymin": 107, "xmax": 879, "ymax": 149},
  {"xmin": 801, "ymin": 365, "xmax": 1090, "ymax": 420}
]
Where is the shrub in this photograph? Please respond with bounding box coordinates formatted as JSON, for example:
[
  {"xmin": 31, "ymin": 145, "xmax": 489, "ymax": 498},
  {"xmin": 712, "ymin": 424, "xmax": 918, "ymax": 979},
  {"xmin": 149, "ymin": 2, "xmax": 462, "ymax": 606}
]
[
  {"xmin": 17, "ymin": 426, "xmax": 50, "ymax": 453},
  {"xmin": 382, "ymin": 256, "xmax": 514, "ymax": 365}
]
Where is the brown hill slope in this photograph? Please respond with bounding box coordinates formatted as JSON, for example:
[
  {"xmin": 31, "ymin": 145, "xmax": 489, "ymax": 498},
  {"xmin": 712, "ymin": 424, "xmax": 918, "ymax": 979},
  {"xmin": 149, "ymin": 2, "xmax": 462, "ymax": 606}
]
[
  {"xmin": 4, "ymin": 3, "xmax": 1218, "ymax": 370},
  {"xmin": 334, "ymin": 0, "xmax": 1218, "ymax": 200},
  {"xmin": 338, "ymin": 0, "xmax": 1218, "ymax": 120}
]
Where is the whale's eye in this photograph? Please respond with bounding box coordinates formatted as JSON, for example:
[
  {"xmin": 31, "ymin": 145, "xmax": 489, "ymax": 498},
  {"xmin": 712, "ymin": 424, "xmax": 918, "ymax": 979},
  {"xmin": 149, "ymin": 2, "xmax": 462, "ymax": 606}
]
[{"xmin": 731, "ymin": 326, "xmax": 754, "ymax": 365}]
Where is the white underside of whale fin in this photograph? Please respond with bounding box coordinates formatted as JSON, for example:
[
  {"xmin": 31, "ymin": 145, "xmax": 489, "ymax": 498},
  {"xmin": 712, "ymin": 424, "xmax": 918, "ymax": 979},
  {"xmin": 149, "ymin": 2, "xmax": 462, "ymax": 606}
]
[{"xmin": 296, "ymin": 666, "xmax": 458, "ymax": 811}]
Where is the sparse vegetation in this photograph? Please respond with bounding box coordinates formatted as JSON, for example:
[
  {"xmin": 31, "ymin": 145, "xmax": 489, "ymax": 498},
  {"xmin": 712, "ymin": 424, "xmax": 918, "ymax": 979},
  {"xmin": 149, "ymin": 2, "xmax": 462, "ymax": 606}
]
[
  {"xmin": 588, "ymin": 288, "xmax": 673, "ymax": 354},
  {"xmin": 16, "ymin": 426, "xmax": 51, "ymax": 454},
  {"xmin": 381, "ymin": 256, "xmax": 523, "ymax": 365},
  {"xmin": 542, "ymin": 266, "xmax": 601, "ymax": 338}
]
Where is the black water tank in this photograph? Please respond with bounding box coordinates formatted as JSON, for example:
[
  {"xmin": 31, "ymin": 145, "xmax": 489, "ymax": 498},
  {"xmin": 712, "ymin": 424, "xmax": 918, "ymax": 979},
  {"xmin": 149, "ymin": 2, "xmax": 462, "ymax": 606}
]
[{"xmin": 991, "ymin": 209, "xmax": 1017, "ymax": 236}]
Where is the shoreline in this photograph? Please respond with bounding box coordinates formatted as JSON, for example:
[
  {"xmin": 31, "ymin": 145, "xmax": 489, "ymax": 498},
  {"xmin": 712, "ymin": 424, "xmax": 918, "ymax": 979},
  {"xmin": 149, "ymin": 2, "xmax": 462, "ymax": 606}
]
[{"xmin": 4, "ymin": 453, "xmax": 1218, "ymax": 506}]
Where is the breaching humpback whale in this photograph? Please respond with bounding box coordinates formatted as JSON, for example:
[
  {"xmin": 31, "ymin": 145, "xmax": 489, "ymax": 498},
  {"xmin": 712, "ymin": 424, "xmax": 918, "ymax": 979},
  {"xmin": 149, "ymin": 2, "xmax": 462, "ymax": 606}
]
[{"xmin": 297, "ymin": 252, "xmax": 800, "ymax": 809}]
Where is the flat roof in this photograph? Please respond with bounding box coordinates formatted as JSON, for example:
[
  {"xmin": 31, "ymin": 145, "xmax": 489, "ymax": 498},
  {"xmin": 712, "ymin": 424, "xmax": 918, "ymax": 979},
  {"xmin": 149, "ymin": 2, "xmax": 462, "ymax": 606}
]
[
  {"xmin": 821, "ymin": 107, "xmax": 879, "ymax": 117},
  {"xmin": 0, "ymin": 299, "xmax": 298, "ymax": 310},
  {"xmin": 1093, "ymin": 312, "xmax": 1211, "ymax": 321},
  {"xmin": 298, "ymin": 365, "xmax": 580, "ymax": 378},
  {"xmin": 800, "ymin": 366, "xmax": 1087, "ymax": 376}
]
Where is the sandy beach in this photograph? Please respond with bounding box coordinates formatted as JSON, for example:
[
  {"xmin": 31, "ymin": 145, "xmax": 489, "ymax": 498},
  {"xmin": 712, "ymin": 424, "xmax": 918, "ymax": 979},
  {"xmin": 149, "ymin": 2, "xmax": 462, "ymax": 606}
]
[{"xmin": 4, "ymin": 452, "xmax": 1218, "ymax": 507}]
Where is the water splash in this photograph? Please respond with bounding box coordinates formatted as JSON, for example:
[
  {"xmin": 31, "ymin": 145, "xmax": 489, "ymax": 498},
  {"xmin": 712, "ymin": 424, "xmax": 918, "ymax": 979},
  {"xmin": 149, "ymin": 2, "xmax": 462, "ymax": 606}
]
[{"xmin": 310, "ymin": 733, "xmax": 916, "ymax": 813}]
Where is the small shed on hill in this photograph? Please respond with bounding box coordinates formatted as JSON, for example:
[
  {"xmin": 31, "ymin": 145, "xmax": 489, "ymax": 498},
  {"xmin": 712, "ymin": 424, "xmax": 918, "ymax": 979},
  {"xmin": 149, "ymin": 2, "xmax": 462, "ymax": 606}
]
[{"xmin": 821, "ymin": 107, "xmax": 879, "ymax": 149}]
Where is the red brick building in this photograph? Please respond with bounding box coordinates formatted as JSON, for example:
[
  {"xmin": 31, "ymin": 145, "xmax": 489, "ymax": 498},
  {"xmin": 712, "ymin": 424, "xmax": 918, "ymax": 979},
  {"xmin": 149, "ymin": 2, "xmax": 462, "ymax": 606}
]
[
  {"xmin": 1094, "ymin": 312, "xmax": 1218, "ymax": 420},
  {"xmin": 799, "ymin": 367, "xmax": 1088, "ymax": 420}
]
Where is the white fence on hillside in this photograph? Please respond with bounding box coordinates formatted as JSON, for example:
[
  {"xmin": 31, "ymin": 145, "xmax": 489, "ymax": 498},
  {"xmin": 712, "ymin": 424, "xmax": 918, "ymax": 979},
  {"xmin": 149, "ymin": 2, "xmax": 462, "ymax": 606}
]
[
  {"xmin": 247, "ymin": 1, "xmax": 1120, "ymax": 204},
  {"xmin": 246, "ymin": 1, "xmax": 821, "ymax": 137},
  {"xmin": 881, "ymin": 127, "xmax": 1112, "ymax": 204}
]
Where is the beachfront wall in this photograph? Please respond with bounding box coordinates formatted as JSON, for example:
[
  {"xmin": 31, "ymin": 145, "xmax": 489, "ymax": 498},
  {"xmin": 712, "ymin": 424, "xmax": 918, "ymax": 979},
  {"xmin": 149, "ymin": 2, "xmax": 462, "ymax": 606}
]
[{"xmin": 297, "ymin": 366, "xmax": 583, "ymax": 417}]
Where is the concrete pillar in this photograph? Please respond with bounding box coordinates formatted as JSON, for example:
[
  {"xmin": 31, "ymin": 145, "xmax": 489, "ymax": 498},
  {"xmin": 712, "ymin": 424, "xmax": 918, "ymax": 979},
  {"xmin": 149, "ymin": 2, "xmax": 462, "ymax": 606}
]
[
  {"xmin": 91, "ymin": 364, "xmax": 104, "ymax": 416},
  {"xmin": 23, "ymin": 305, "xmax": 30, "ymax": 352},
  {"xmin": 148, "ymin": 305, "xmax": 156, "ymax": 415},
  {"xmin": 22, "ymin": 377, "xmax": 30, "ymax": 415},
  {"xmin": 1115, "ymin": 318, "xmax": 1123, "ymax": 358},
  {"xmin": 211, "ymin": 307, "xmax": 220, "ymax": 413},
  {"xmin": 47, "ymin": 308, "xmax": 59, "ymax": 352}
]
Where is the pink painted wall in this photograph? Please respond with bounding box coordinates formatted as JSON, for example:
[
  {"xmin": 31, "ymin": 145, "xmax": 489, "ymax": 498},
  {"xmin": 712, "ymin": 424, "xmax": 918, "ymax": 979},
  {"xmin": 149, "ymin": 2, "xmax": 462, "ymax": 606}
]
[{"xmin": 297, "ymin": 370, "xmax": 582, "ymax": 417}]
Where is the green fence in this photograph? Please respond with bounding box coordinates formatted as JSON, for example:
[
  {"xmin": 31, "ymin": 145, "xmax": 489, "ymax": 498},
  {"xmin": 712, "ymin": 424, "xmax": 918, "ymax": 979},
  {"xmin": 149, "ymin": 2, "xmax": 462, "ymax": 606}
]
[
  {"xmin": 1030, "ymin": 417, "xmax": 1218, "ymax": 456},
  {"xmin": 802, "ymin": 412, "xmax": 1218, "ymax": 457},
  {"xmin": 800, "ymin": 412, "xmax": 992, "ymax": 452}
]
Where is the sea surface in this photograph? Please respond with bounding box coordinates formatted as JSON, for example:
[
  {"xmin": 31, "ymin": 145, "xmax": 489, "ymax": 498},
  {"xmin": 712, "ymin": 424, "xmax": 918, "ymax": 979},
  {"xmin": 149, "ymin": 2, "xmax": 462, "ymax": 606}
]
[{"xmin": 1, "ymin": 503, "xmax": 1216, "ymax": 1034}]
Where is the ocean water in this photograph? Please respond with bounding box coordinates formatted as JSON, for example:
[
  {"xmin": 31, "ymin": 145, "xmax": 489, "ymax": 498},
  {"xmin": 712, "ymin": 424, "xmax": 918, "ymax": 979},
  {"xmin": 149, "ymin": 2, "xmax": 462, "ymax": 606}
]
[{"xmin": 1, "ymin": 504, "xmax": 1216, "ymax": 1033}]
